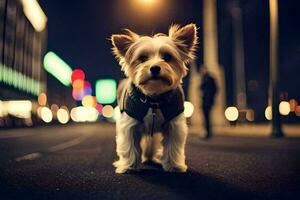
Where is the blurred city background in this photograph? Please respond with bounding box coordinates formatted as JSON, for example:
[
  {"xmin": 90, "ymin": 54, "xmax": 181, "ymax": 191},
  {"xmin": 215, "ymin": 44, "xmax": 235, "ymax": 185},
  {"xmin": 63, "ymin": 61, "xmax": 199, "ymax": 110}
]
[
  {"xmin": 0, "ymin": 0, "xmax": 299, "ymax": 134},
  {"xmin": 0, "ymin": 0, "xmax": 300, "ymax": 199}
]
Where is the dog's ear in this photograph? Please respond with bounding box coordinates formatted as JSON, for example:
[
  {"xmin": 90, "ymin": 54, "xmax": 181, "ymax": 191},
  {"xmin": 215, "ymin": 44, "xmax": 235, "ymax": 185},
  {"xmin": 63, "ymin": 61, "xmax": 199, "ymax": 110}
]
[
  {"xmin": 111, "ymin": 29, "xmax": 139, "ymax": 59},
  {"xmin": 169, "ymin": 23, "xmax": 198, "ymax": 62}
]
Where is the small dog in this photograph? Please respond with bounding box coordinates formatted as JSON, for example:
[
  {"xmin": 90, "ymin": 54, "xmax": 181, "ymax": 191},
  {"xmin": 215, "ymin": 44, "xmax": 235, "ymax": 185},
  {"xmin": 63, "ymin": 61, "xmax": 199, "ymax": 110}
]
[{"xmin": 111, "ymin": 24, "xmax": 198, "ymax": 173}]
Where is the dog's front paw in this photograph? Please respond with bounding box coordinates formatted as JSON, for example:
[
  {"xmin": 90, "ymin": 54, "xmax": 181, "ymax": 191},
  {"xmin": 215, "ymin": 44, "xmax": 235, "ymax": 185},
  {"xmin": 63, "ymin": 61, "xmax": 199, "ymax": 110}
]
[
  {"xmin": 162, "ymin": 164, "xmax": 187, "ymax": 173},
  {"xmin": 114, "ymin": 161, "xmax": 141, "ymax": 174},
  {"xmin": 115, "ymin": 166, "xmax": 141, "ymax": 174},
  {"xmin": 115, "ymin": 166, "xmax": 129, "ymax": 174}
]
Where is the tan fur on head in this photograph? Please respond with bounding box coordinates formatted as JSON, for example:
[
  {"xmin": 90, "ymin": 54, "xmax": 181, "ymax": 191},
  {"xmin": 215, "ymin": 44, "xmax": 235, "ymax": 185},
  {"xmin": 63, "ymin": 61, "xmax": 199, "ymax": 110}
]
[
  {"xmin": 111, "ymin": 24, "xmax": 198, "ymax": 96},
  {"xmin": 168, "ymin": 23, "xmax": 198, "ymax": 62}
]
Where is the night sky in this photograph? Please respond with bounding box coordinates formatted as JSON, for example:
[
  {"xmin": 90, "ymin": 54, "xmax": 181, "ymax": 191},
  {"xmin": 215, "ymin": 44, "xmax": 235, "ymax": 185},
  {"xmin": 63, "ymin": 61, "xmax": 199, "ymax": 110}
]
[
  {"xmin": 39, "ymin": 0, "xmax": 203, "ymax": 82},
  {"xmin": 39, "ymin": 0, "xmax": 300, "ymax": 120}
]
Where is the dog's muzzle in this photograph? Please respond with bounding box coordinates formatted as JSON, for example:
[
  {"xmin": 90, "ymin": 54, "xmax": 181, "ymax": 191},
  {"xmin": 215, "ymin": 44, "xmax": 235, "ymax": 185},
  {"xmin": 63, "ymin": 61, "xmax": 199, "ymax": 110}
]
[{"xmin": 140, "ymin": 76, "xmax": 172, "ymax": 86}]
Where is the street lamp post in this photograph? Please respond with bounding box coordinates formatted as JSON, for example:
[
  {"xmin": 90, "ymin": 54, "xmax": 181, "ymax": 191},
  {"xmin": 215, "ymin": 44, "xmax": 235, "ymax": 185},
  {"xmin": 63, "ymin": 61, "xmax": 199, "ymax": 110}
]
[
  {"xmin": 203, "ymin": 0, "xmax": 226, "ymax": 126},
  {"xmin": 269, "ymin": 0, "xmax": 283, "ymax": 137},
  {"xmin": 230, "ymin": 0, "xmax": 247, "ymax": 111}
]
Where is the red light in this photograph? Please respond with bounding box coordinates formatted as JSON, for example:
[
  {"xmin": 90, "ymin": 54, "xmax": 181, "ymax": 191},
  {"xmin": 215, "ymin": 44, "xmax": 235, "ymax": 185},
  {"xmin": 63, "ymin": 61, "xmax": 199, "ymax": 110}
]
[
  {"xmin": 71, "ymin": 69, "xmax": 85, "ymax": 83},
  {"xmin": 84, "ymin": 81, "xmax": 91, "ymax": 89},
  {"xmin": 95, "ymin": 103, "xmax": 103, "ymax": 113}
]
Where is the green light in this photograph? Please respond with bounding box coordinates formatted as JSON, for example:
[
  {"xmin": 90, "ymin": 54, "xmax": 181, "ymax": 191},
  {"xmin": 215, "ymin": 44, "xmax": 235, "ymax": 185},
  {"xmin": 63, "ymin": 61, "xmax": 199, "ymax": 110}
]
[
  {"xmin": 16, "ymin": 72, "xmax": 21, "ymax": 90},
  {"xmin": 35, "ymin": 82, "xmax": 40, "ymax": 96},
  {"xmin": 2, "ymin": 65, "xmax": 7, "ymax": 84},
  {"xmin": 0, "ymin": 63, "xmax": 42, "ymax": 96},
  {"xmin": 32, "ymin": 80, "xmax": 37, "ymax": 95},
  {"xmin": 7, "ymin": 67, "xmax": 12, "ymax": 85},
  {"xmin": 6, "ymin": 66, "xmax": 9, "ymax": 84},
  {"xmin": 25, "ymin": 76, "xmax": 29, "ymax": 93},
  {"xmin": 21, "ymin": 74, "xmax": 26, "ymax": 91},
  {"xmin": 43, "ymin": 51, "xmax": 73, "ymax": 86},
  {"xmin": 0, "ymin": 64, "xmax": 3, "ymax": 82},
  {"xmin": 96, "ymin": 79, "xmax": 117, "ymax": 104}
]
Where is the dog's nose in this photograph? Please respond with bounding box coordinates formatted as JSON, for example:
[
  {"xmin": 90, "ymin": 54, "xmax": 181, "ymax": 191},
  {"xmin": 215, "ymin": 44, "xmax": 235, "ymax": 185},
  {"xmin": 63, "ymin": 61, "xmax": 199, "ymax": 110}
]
[{"xmin": 150, "ymin": 66, "xmax": 161, "ymax": 76}]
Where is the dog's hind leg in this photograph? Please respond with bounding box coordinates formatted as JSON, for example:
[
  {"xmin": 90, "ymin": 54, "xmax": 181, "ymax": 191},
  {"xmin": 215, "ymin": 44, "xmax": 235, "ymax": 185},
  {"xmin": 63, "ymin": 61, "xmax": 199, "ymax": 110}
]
[
  {"xmin": 161, "ymin": 114, "xmax": 188, "ymax": 172},
  {"xmin": 150, "ymin": 133, "xmax": 163, "ymax": 164},
  {"xmin": 113, "ymin": 113, "xmax": 142, "ymax": 173},
  {"xmin": 141, "ymin": 135, "xmax": 152, "ymax": 163},
  {"xmin": 141, "ymin": 134, "xmax": 163, "ymax": 164}
]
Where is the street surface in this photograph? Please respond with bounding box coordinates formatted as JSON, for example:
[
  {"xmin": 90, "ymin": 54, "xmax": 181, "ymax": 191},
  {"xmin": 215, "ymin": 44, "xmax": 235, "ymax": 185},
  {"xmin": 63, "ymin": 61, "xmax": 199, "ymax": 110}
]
[{"xmin": 0, "ymin": 123, "xmax": 299, "ymax": 199}]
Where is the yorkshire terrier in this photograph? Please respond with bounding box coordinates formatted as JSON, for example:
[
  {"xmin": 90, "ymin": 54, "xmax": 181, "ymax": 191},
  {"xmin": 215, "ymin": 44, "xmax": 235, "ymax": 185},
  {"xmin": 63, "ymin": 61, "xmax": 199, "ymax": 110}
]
[{"xmin": 111, "ymin": 24, "xmax": 198, "ymax": 173}]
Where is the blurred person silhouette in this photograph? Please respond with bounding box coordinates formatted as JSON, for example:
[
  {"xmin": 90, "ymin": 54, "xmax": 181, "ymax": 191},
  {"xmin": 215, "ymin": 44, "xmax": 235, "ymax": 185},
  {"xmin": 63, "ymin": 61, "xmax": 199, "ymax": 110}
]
[{"xmin": 199, "ymin": 65, "xmax": 217, "ymax": 139}]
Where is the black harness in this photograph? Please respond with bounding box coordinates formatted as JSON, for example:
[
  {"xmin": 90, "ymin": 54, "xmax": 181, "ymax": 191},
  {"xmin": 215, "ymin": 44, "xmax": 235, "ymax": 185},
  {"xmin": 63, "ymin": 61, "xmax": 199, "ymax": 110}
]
[{"xmin": 119, "ymin": 84, "xmax": 185, "ymax": 123}]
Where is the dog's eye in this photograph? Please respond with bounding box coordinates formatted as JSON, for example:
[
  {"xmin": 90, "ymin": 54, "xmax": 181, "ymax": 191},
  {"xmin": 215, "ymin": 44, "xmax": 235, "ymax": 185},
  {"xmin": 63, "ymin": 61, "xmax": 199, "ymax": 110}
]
[
  {"xmin": 162, "ymin": 53, "xmax": 172, "ymax": 62},
  {"xmin": 138, "ymin": 55, "xmax": 148, "ymax": 62}
]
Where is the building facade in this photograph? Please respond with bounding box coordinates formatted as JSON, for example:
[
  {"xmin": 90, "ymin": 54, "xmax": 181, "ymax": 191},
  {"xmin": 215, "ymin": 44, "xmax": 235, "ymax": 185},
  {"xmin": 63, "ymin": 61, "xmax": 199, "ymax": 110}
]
[
  {"xmin": 0, "ymin": 0, "xmax": 47, "ymax": 100},
  {"xmin": 0, "ymin": 0, "xmax": 47, "ymax": 127}
]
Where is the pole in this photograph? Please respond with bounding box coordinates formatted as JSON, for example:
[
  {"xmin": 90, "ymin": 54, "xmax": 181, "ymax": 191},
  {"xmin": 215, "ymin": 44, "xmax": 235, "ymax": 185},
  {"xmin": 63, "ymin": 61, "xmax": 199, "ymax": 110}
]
[
  {"xmin": 269, "ymin": 0, "xmax": 283, "ymax": 137},
  {"xmin": 203, "ymin": 0, "xmax": 226, "ymax": 126},
  {"xmin": 231, "ymin": 0, "xmax": 247, "ymax": 111}
]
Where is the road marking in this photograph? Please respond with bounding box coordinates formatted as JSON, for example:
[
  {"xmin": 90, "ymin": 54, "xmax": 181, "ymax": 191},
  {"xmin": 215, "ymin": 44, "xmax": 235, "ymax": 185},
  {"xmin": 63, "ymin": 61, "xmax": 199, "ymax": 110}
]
[
  {"xmin": 47, "ymin": 135, "xmax": 88, "ymax": 152},
  {"xmin": 15, "ymin": 134, "xmax": 91, "ymax": 162},
  {"xmin": 15, "ymin": 152, "xmax": 42, "ymax": 162}
]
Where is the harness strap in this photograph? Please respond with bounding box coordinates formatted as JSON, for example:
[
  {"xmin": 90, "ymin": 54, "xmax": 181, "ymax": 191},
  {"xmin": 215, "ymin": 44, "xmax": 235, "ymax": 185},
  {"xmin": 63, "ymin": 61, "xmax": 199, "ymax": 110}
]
[
  {"xmin": 119, "ymin": 83, "xmax": 184, "ymax": 123},
  {"xmin": 150, "ymin": 108, "xmax": 156, "ymax": 136}
]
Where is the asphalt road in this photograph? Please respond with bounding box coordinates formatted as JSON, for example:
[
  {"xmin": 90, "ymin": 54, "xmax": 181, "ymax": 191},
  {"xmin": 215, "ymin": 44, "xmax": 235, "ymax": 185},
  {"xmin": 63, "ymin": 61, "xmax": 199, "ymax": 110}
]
[{"xmin": 0, "ymin": 123, "xmax": 299, "ymax": 200}]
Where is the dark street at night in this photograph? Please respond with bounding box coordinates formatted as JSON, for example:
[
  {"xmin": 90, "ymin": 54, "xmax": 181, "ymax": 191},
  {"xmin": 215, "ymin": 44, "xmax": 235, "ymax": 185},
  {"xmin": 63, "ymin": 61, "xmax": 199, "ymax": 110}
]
[
  {"xmin": 1, "ymin": 0, "xmax": 300, "ymax": 199},
  {"xmin": 0, "ymin": 123, "xmax": 300, "ymax": 199}
]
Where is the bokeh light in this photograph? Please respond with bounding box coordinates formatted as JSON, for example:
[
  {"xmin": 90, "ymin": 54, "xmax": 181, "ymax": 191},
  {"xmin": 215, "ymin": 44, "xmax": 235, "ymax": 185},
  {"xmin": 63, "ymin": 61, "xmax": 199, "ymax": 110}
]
[
  {"xmin": 96, "ymin": 79, "xmax": 117, "ymax": 104},
  {"xmin": 279, "ymin": 101, "xmax": 290, "ymax": 115},
  {"xmin": 43, "ymin": 52, "xmax": 73, "ymax": 86},
  {"xmin": 295, "ymin": 106, "xmax": 300, "ymax": 117},
  {"xmin": 141, "ymin": 0, "xmax": 155, "ymax": 4},
  {"xmin": 82, "ymin": 95, "xmax": 96, "ymax": 107},
  {"xmin": 50, "ymin": 104, "xmax": 59, "ymax": 115},
  {"xmin": 289, "ymin": 99, "xmax": 298, "ymax": 112},
  {"xmin": 38, "ymin": 92, "xmax": 47, "ymax": 106},
  {"xmin": 72, "ymin": 79, "xmax": 84, "ymax": 91},
  {"xmin": 246, "ymin": 109, "xmax": 255, "ymax": 122},
  {"xmin": 37, "ymin": 106, "xmax": 42, "ymax": 118},
  {"xmin": 20, "ymin": 0, "xmax": 47, "ymax": 32},
  {"xmin": 184, "ymin": 101, "xmax": 194, "ymax": 118},
  {"xmin": 71, "ymin": 69, "xmax": 85, "ymax": 83},
  {"xmin": 95, "ymin": 103, "xmax": 103, "ymax": 113},
  {"xmin": 225, "ymin": 106, "xmax": 239, "ymax": 121},
  {"xmin": 83, "ymin": 81, "xmax": 92, "ymax": 96},
  {"xmin": 70, "ymin": 106, "xmax": 98, "ymax": 122},
  {"xmin": 102, "ymin": 105, "xmax": 114, "ymax": 118},
  {"xmin": 72, "ymin": 89, "xmax": 85, "ymax": 101},
  {"xmin": 265, "ymin": 106, "xmax": 272, "ymax": 120},
  {"xmin": 41, "ymin": 107, "xmax": 53, "ymax": 123},
  {"xmin": 57, "ymin": 108, "xmax": 70, "ymax": 124},
  {"xmin": 7, "ymin": 100, "xmax": 32, "ymax": 118},
  {"xmin": 0, "ymin": 100, "xmax": 5, "ymax": 117}
]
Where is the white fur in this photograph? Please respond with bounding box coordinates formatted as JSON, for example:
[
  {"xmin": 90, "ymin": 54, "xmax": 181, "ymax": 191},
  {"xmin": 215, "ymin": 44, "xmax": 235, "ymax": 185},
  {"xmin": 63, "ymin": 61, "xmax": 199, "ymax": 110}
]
[
  {"xmin": 113, "ymin": 110, "xmax": 188, "ymax": 173},
  {"xmin": 112, "ymin": 24, "xmax": 197, "ymax": 173}
]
